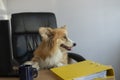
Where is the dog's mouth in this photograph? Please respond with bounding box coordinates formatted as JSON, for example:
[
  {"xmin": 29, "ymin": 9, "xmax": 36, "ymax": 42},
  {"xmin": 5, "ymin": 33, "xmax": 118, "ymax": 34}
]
[{"xmin": 60, "ymin": 44, "xmax": 72, "ymax": 51}]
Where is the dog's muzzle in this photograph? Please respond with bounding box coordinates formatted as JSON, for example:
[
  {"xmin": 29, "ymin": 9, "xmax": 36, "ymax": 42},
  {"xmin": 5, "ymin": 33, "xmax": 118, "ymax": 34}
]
[{"xmin": 60, "ymin": 43, "xmax": 76, "ymax": 51}]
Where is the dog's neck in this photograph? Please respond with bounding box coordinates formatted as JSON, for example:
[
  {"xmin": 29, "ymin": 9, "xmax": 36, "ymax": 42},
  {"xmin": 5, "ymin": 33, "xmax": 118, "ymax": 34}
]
[{"xmin": 34, "ymin": 40, "xmax": 65, "ymax": 60}]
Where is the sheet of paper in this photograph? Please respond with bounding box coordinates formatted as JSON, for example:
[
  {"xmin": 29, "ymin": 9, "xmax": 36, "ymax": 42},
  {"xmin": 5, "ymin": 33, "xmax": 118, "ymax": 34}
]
[{"xmin": 73, "ymin": 71, "xmax": 106, "ymax": 80}]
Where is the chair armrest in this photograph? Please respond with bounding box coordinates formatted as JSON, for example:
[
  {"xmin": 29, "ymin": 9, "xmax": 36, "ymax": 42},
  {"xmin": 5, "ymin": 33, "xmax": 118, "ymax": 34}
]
[{"xmin": 68, "ymin": 52, "xmax": 86, "ymax": 62}]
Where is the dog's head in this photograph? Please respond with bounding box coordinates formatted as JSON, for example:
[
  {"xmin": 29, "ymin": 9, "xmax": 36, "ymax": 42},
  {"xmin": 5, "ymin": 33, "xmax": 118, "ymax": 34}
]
[{"xmin": 39, "ymin": 25, "xmax": 76, "ymax": 51}]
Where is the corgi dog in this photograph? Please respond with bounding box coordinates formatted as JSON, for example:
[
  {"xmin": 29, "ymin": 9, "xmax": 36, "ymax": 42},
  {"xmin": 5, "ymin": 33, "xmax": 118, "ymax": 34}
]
[{"xmin": 24, "ymin": 26, "xmax": 76, "ymax": 70}]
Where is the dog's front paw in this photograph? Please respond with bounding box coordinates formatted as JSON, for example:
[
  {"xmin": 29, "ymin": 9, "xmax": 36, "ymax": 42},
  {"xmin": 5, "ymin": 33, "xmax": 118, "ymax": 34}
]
[
  {"xmin": 24, "ymin": 61, "xmax": 33, "ymax": 65},
  {"xmin": 24, "ymin": 61, "xmax": 40, "ymax": 70},
  {"xmin": 56, "ymin": 63, "xmax": 64, "ymax": 67},
  {"xmin": 32, "ymin": 62, "xmax": 40, "ymax": 70}
]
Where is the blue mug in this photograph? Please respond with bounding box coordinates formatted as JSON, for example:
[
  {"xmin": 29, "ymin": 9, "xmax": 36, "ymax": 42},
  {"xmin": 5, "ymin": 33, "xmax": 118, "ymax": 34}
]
[{"xmin": 19, "ymin": 65, "xmax": 38, "ymax": 80}]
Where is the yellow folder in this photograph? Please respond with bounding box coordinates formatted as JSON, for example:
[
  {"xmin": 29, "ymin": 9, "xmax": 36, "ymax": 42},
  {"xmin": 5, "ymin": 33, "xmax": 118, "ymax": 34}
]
[{"xmin": 51, "ymin": 60, "xmax": 115, "ymax": 80}]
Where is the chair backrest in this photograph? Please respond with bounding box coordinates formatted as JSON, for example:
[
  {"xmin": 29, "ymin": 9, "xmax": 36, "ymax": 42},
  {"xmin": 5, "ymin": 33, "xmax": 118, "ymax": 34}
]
[{"xmin": 11, "ymin": 12, "xmax": 57, "ymax": 64}]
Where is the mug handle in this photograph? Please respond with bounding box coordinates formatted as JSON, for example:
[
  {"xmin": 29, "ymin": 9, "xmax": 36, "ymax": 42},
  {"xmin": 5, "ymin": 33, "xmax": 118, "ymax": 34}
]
[{"xmin": 32, "ymin": 68, "xmax": 38, "ymax": 78}]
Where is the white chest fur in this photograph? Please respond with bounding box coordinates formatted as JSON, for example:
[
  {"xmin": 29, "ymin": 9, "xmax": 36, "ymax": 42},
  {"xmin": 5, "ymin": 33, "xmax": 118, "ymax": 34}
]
[{"xmin": 39, "ymin": 49, "xmax": 63, "ymax": 69}]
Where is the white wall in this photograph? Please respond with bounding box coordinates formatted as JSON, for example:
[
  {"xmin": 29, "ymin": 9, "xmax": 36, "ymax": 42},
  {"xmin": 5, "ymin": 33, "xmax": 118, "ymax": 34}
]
[
  {"xmin": 0, "ymin": 0, "xmax": 8, "ymax": 19},
  {"xmin": 7, "ymin": 0, "xmax": 120, "ymax": 79},
  {"xmin": 7, "ymin": 0, "xmax": 57, "ymax": 17}
]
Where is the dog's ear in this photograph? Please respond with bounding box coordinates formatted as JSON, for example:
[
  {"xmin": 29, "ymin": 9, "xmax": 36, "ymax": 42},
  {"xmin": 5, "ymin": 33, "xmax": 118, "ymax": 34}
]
[
  {"xmin": 39, "ymin": 27, "xmax": 53, "ymax": 40},
  {"xmin": 60, "ymin": 25, "xmax": 67, "ymax": 29}
]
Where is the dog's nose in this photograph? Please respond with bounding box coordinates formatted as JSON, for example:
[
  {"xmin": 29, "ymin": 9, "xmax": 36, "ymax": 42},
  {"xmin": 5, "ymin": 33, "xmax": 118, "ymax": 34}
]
[{"xmin": 73, "ymin": 43, "xmax": 76, "ymax": 46}]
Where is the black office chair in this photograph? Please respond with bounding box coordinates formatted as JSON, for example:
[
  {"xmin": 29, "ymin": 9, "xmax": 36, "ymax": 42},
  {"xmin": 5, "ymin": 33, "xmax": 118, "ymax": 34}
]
[{"xmin": 10, "ymin": 12, "xmax": 85, "ymax": 78}]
